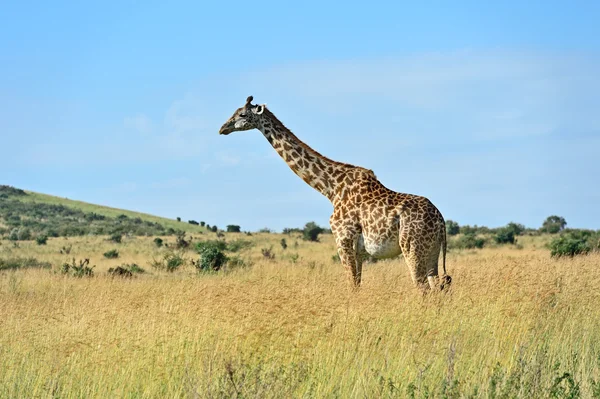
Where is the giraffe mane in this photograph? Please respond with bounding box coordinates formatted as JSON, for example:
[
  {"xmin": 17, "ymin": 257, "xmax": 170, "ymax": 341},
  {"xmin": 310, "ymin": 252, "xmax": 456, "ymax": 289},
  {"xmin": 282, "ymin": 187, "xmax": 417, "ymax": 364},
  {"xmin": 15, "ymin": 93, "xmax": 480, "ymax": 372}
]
[{"xmin": 262, "ymin": 107, "xmax": 362, "ymax": 171}]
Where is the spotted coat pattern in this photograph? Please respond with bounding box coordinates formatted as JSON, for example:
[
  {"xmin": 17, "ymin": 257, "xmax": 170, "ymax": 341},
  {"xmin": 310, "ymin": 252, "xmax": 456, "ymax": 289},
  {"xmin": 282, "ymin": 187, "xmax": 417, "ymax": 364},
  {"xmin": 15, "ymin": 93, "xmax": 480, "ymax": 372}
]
[{"xmin": 219, "ymin": 96, "xmax": 451, "ymax": 290}]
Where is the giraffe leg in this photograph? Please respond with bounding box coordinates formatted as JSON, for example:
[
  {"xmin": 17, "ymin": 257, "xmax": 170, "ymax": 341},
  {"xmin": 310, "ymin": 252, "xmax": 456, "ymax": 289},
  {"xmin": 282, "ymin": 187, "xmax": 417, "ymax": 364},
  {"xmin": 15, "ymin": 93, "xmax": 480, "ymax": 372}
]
[
  {"xmin": 399, "ymin": 229, "xmax": 430, "ymax": 291},
  {"xmin": 331, "ymin": 216, "xmax": 361, "ymax": 287},
  {"xmin": 355, "ymin": 235, "xmax": 366, "ymax": 285}
]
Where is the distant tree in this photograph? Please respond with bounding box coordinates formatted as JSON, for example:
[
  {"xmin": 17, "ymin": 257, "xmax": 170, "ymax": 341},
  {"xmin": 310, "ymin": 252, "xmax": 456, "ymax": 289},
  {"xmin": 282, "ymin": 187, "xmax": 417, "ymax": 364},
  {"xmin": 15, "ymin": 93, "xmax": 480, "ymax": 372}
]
[
  {"xmin": 211, "ymin": 225, "xmax": 218, "ymax": 233},
  {"xmin": 188, "ymin": 220, "xmax": 199, "ymax": 226},
  {"xmin": 506, "ymin": 222, "xmax": 525, "ymax": 236},
  {"xmin": 494, "ymin": 228, "xmax": 515, "ymax": 244},
  {"xmin": 200, "ymin": 221, "xmax": 206, "ymax": 227},
  {"xmin": 540, "ymin": 216, "xmax": 567, "ymax": 234},
  {"xmin": 303, "ymin": 222, "xmax": 324, "ymax": 242},
  {"xmin": 176, "ymin": 217, "xmax": 181, "ymax": 222},
  {"xmin": 226, "ymin": 225, "xmax": 241, "ymax": 233},
  {"xmin": 445, "ymin": 220, "xmax": 460, "ymax": 236},
  {"xmin": 153, "ymin": 237, "xmax": 163, "ymax": 247}
]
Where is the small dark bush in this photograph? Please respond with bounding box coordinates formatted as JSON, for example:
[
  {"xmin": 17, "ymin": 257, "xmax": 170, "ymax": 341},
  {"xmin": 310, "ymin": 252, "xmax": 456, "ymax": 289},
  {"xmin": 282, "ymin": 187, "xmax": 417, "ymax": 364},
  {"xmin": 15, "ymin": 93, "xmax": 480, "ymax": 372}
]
[
  {"xmin": 446, "ymin": 220, "xmax": 460, "ymax": 236},
  {"xmin": 61, "ymin": 258, "xmax": 95, "ymax": 277},
  {"xmin": 200, "ymin": 221, "xmax": 205, "ymax": 227},
  {"xmin": 110, "ymin": 233, "xmax": 122, "ymax": 243},
  {"xmin": 153, "ymin": 237, "xmax": 164, "ymax": 247},
  {"xmin": 303, "ymin": 222, "xmax": 324, "ymax": 242},
  {"xmin": 280, "ymin": 238, "xmax": 288, "ymax": 250},
  {"xmin": 151, "ymin": 251, "xmax": 185, "ymax": 272},
  {"xmin": 60, "ymin": 244, "xmax": 72, "ymax": 255},
  {"xmin": 549, "ymin": 234, "xmax": 591, "ymax": 258},
  {"xmin": 176, "ymin": 217, "xmax": 181, "ymax": 222},
  {"xmin": 261, "ymin": 246, "xmax": 275, "ymax": 260},
  {"xmin": 175, "ymin": 231, "xmax": 189, "ymax": 249},
  {"xmin": 188, "ymin": 220, "xmax": 199, "ymax": 225},
  {"xmin": 195, "ymin": 247, "xmax": 228, "ymax": 272},
  {"xmin": 103, "ymin": 249, "xmax": 119, "ymax": 259},
  {"xmin": 226, "ymin": 225, "xmax": 241, "ymax": 233},
  {"xmin": 211, "ymin": 225, "xmax": 218, "ymax": 233},
  {"xmin": 36, "ymin": 235, "xmax": 48, "ymax": 245},
  {"xmin": 494, "ymin": 228, "xmax": 515, "ymax": 245},
  {"xmin": 128, "ymin": 263, "xmax": 145, "ymax": 274},
  {"xmin": 331, "ymin": 253, "xmax": 341, "ymax": 263},
  {"xmin": 108, "ymin": 266, "xmax": 133, "ymax": 278}
]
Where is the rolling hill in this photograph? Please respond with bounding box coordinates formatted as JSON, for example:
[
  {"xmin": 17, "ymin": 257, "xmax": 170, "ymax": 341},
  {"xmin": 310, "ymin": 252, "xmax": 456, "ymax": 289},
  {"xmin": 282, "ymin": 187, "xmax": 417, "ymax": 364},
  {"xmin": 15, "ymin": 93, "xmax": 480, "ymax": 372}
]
[{"xmin": 0, "ymin": 185, "xmax": 207, "ymax": 238}]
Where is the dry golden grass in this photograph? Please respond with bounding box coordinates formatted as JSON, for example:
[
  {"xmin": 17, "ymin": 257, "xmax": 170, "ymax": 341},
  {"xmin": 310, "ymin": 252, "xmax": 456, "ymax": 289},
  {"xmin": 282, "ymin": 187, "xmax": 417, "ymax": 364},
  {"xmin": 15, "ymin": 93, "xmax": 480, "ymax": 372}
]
[{"xmin": 1, "ymin": 233, "xmax": 599, "ymax": 398}]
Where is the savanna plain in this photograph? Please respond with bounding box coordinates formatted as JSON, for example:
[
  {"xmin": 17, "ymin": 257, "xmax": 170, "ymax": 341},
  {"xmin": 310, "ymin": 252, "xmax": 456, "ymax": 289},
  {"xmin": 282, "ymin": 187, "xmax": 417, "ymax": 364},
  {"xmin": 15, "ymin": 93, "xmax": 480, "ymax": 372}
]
[{"xmin": 1, "ymin": 232, "xmax": 599, "ymax": 398}]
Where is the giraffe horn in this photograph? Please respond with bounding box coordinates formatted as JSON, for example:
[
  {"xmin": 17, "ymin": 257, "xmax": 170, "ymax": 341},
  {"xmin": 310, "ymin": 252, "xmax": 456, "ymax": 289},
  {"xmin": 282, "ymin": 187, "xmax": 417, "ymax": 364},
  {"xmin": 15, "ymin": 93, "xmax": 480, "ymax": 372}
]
[{"xmin": 246, "ymin": 95, "xmax": 253, "ymax": 106}]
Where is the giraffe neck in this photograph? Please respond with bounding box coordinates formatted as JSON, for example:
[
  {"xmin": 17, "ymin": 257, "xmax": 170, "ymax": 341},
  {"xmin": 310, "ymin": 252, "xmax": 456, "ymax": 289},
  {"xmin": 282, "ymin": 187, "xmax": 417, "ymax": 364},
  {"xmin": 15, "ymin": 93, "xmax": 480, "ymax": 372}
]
[{"xmin": 258, "ymin": 109, "xmax": 354, "ymax": 201}]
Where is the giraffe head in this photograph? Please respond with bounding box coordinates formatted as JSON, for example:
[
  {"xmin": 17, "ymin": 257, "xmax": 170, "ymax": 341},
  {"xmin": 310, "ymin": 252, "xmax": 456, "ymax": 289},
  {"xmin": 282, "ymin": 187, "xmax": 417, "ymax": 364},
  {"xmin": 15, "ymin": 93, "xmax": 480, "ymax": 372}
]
[{"xmin": 219, "ymin": 95, "xmax": 265, "ymax": 135}]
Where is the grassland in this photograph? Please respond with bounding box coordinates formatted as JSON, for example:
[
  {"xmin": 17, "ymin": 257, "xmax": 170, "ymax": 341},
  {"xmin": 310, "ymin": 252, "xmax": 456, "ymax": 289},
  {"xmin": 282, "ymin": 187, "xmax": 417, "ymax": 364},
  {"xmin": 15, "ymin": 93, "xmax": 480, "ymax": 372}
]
[{"xmin": 1, "ymin": 232, "xmax": 599, "ymax": 398}]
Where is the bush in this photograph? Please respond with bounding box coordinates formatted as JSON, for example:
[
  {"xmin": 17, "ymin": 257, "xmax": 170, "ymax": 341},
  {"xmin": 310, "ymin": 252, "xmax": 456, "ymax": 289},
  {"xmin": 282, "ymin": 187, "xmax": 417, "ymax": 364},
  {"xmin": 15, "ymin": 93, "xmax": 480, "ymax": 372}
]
[
  {"xmin": 453, "ymin": 233, "xmax": 485, "ymax": 249},
  {"xmin": 200, "ymin": 221, "xmax": 205, "ymax": 227},
  {"xmin": 211, "ymin": 225, "xmax": 218, "ymax": 233},
  {"xmin": 175, "ymin": 231, "xmax": 189, "ymax": 249},
  {"xmin": 103, "ymin": 249, "xmax": 119, "ymax": 259},
  {"xmin": 61, "ymin": 258, "xmax": 95, "ymax": 277},
  {"xmin": 494, "ymin": 228, "xmax": 515, "ymax": 245},
  {"xmin": 549, "ymin": 232, "xmax": 592, "ymax": 258},
  {"xmin": 261, "ymin": 246, "xmax": 275, "ymax": 260},
  {"xmin": 303, "ymin": 222, "xmax": 324, "ymax": 242},
  {"xmin": 226, "ymin": 225, "xmax": 241, "ymax": 233},
  {"xmin": 446, "ymin": 220, "xmax": 460, "ymax": 236},
  {"xmin": 196, "ymin": 247, "xmax": 228, "ymax": 272},
  {"xmin": 107, "ymin": 266, "xmax": 132, "ymax": 278},
  {"xmin": 153, "ymin": 237, "xmax": 163, "ymax": 247},
  {"xmin": 9, "ymin": 227, "xmax": 32, "ymax": 241},
  {"xmin": 506, "ymin": 222, "xmax": 525, "ymax": 236},
  {"xmin": 151, "ymin": 251, "xmax": 186, "ymax": 272},
  {"xmin": 188, "ymin": 220, "xmax": 199, "ymax": 225},
  {"xmin": 280, "ymin": 238, "xmax": 288, "ymax": 250},
  {"xmin": 110, "ymin": 233, "xmax": 122, "ymax": 243},
  {"xmin": 176, "ymin": 217, "xmax": 181, "ymax": 222},
  {"xmin": 36, "ymin": 235, "xmax": 48, "ymax": 245}
]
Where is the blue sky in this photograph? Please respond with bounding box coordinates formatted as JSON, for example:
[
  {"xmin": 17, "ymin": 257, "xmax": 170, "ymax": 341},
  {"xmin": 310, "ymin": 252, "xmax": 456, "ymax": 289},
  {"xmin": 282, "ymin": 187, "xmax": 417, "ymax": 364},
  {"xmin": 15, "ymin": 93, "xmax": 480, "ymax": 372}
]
[{"xmin": 1, "ymin": 1, "xmax": 599, "ymax": 231}]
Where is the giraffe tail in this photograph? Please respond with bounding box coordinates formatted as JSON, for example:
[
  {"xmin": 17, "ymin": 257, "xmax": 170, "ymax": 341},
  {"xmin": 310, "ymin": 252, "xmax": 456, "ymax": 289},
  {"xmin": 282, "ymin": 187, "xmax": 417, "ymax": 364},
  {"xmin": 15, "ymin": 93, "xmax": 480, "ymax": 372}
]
[{"xmin": 441, "ymin": 222, "xmax": 452, "ymax": 289}]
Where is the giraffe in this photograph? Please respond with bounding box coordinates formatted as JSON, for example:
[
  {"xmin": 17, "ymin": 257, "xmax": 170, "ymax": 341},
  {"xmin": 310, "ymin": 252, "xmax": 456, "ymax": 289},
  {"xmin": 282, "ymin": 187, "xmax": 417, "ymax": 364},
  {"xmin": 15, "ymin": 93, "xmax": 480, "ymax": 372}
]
[{"xmin": 219, "ymin": 96, "xmax": 451, "ymax": 290}]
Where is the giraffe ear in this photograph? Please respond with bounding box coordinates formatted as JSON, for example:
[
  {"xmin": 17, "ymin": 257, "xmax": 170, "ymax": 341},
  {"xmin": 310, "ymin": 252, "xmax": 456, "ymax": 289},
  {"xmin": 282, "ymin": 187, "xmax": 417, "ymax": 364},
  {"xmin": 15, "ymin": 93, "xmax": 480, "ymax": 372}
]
[{"xmin": 253, "ymin": 104, "xmax": 265, "ymax": 115}]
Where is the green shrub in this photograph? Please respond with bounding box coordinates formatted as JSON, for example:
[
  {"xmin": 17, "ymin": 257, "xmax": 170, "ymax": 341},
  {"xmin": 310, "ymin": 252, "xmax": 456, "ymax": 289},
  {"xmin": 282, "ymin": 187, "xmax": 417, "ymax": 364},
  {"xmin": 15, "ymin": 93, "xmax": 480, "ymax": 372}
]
[
  {"xmin": 153, "ymin": 237, "xmax": 163, "ymax": 247},
  {"xmin": 103, "ymin": 249, "xmax": 119, "ymax": 259},
  {"xmin": 494, "ymin": 228, "xmax": 515, "ymax": 244},
  {"xmin": 453, "ymin": 233, "xmax": 485, "ymax": 249},
  {"xmin": 549, "ymin": 233, "xmax": 592, "ymax": 258},
  {"xmin": 446, "ymin": 220, "xmax": 460, "ymax": 236},
  {"xmin": 196, "ymin": 240, "xmax": 227, "ymax": 253},
  {"xmin": 151, "ymin": 251, "xmax": 186, "ymax": 272},
  {"xmin": 61, "ymin": 258, "xmax": 95, "ymax": 277},
  {"xmin": 303, "ymin": 222, "xmax": 324, "ymax": 242},
  {"xmin": 196, "ymin": 247, "xmax": 228, "ymax": 272},
  {"xmin": 200, "ymin": 221, "xmax": 205, "ymax": 227},
  {"xmin": 280, "ymin": 238, "xmax": 288, "ymax": 250},
  {"xmin": 176, "ymin": 217, "xmax": 181, "ymax": 222},
  {"xmin": 128, "ymin": 263, "xmax": 145, "ymax": 274},
  {"xmin": 226, "ymin": 225, "xmax": 241, "ymax": 233},
  {"xmin": 226, "ymin": 255, "xmax": 250, "ymax": 270},
  {"xmin": 110, "ymin": 233, "xmax": 122, "ymax": 243},
  {"xmin": 36, "ymin": 235, "xmax": 48, "ymax": 245},
  {"xmin": 188, "ymin": 220, "xmax": 199, "ymax": 225}
]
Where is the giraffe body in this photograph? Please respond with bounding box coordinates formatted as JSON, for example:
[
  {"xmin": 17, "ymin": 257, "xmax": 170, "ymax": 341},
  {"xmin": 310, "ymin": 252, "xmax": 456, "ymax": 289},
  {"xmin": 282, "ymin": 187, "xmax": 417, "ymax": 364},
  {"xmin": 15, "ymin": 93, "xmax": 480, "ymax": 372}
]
[{"xmin": 219, "ymin": 96, "xmax": 451, "ymax": 290}]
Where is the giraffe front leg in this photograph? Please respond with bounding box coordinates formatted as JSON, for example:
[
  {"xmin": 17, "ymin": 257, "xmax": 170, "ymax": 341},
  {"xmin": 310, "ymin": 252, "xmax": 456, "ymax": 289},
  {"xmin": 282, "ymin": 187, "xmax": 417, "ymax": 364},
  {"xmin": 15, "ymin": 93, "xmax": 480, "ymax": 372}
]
[{"xmin": 336, "ymin": 237, "xmax": 360, "ymax": 286}]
